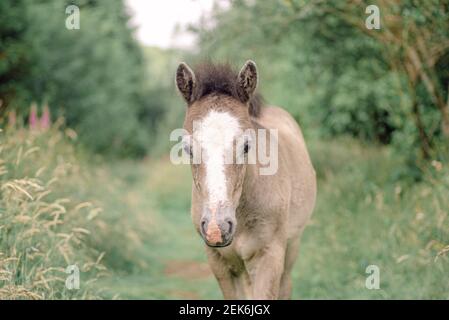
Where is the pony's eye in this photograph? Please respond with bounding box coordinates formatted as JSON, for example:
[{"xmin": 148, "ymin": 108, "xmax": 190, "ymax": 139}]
[
  {"xmin": 243, "ymin": 141, "xmax": 250, "ymax": 154},
  {"xmin": 183, "ymin": 142, "xmax": 193, "ymax": 156}
]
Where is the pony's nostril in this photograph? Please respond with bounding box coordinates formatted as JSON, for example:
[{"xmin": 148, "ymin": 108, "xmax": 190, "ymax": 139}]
[
  {"xmin": 227, "ymin": 221, "xmax": 233, "ymax": 234},
  {"xmin": 201, "ymin": 220, "xmax": 207, "ymax": 235}
]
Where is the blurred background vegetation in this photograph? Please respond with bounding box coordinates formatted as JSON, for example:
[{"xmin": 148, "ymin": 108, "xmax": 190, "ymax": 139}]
[{"xmin": 0, "ymin": 0, "xmax": 448, "ymax": 299}]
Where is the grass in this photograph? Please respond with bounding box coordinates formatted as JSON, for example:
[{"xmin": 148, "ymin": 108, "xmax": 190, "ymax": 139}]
[
  {"xmin": 97, "ymin": 138, "xmax": 448, "ymax": 299},
  {"xmin": 0, "ymin": 126, "xmax": 107, "ymax": 299},
  {"xmin": 0, "ymin": 126, "xmax": 447, "ymax": 299},
  {"xmin": 297, "ymin": 139, "xmax": 448, "ymax": 299}
]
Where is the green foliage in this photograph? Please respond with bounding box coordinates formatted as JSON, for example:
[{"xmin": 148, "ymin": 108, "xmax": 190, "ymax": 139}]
[
  {"xmin": 0, "ymin": 124, "xmax": 161, "ymax": 298},
  {"xmin": 192, "ymin": 0, "xmax": 449, "ymax": 171},
  {"xmin": 141, "ymin": 46, "xmax": 186, "ymax": 156},
  {"xmin": 1, "ymin": 0, "xmax": 166, "ymax": 156},
  {"xmin": 27, "ymin": 0, "xmax": 154, "ymax": 156},
  {"xmin": 0, "ymin": 0, "xmax": 31, "ymax": 111},
  {"xmin": 302, "ymin": 138, "xmax": 448, "ymax": 298}
]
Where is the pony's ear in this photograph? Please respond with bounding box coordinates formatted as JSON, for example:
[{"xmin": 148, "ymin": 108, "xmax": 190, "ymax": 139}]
[
  {"xmin": 176, "ymin": 62, "xmax": 196, "ymax": 103},
  {"xmin": 236, "ymin": 60, "xmax": 258, "ymax": 103}
]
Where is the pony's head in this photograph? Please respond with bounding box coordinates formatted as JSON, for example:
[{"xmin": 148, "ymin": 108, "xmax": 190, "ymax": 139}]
[{"xmin": 176, "ymin": 61, "xmax": 260, "ymax": 247}]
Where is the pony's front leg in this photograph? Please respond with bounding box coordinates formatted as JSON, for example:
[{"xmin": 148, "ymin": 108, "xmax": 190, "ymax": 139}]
[
  {"xmin": 205, "ymin": 247, "xmax": 239, "ymax": 299},
  {"xmin": 246, "ymin": 240, "xmax": 286, "ymax": 300}
]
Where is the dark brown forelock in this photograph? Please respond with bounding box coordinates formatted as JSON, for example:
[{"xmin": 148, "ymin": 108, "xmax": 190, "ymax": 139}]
[{"xmin": 191, "ymin": 62, "xmax": 263, "ymax": 118}]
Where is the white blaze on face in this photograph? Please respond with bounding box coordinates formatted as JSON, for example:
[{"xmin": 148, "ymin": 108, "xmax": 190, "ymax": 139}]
[{"xmin": 194, "ymin": 110, "xmax": 240, "ymax": 206}]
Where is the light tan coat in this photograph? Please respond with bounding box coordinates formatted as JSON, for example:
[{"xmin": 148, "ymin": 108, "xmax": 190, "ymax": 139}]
[{"xmin": 176, "ymin": 61, "xmax": 316, "ymax": 299}]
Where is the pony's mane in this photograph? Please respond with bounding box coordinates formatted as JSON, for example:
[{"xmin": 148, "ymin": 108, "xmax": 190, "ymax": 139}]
[{"xmin": 192, "ymin": 62, "xmax": 263, "ymax": 117}]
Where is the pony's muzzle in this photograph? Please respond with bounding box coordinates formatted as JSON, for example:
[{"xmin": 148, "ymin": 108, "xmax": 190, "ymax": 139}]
[{"xmin": 200, "ymin": 207, "xmax": 236, "ymax": 247}]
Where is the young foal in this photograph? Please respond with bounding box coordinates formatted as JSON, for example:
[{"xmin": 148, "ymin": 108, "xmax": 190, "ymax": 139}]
[{"xmin": 175, "ymin": 61, "xmax": 316, "ymax": 299}]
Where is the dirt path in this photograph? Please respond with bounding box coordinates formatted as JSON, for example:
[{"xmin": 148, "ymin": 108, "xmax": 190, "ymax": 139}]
[{"xmin": 164, "ymin": 260, "xmax": 213, "ymax": 280}]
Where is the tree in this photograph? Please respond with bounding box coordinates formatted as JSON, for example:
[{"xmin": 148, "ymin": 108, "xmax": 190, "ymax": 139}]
[
  {"xmin": 192, "ymin": 0, "xmax": 449, "ymax": 165},
  {"xmin": 1, "ymin": 0, "xmax": 166, "ymax": 156},
  {"xmin": 0, "ymin": 0, "xmax": 31, "ymax": 113}
]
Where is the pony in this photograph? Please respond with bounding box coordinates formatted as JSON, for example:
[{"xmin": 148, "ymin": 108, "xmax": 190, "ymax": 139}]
[{"xmin": 175, "ymin": 60, "xmax": 316, "ymax": 299}]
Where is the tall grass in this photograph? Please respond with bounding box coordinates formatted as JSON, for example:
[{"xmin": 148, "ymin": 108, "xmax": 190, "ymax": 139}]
[
  {"xmin": 0, "ymin": 125, "xmax": 109, "ymax": 299},
  {"xmin": 296, "ymin": 138, "xmax": 449, "ymax": 298}
]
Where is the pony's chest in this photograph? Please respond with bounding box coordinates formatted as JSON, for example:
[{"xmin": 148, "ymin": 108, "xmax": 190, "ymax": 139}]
[{"xmin": 218, "ymin": 230, "xmax": 263, "ymax": 264}]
